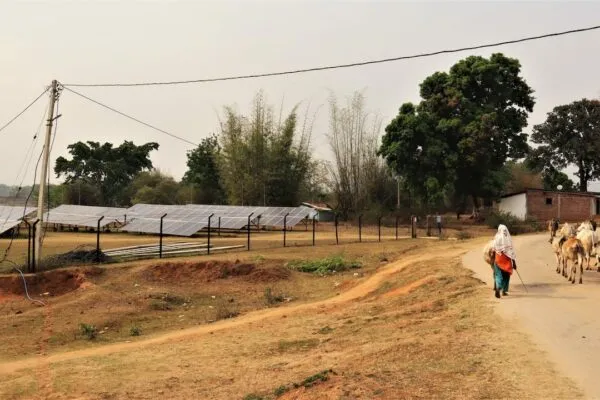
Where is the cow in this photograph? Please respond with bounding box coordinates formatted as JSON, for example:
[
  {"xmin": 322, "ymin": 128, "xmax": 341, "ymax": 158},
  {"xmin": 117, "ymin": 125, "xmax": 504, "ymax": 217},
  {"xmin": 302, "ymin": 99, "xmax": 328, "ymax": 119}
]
[
  {"xmin": 561, "ymin": 237, "xmax": 585, "ymax": 284},
  {"xmin": 576, "ymin": 223, "xmax": 600, "ymax": 271}
]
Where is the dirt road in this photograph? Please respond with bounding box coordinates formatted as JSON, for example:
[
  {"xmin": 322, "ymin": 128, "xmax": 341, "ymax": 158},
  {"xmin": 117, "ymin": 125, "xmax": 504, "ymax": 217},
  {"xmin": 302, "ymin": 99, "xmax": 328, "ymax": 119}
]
[{"xmin": 463, "ymin": 233, "xmax": 600, "ymax": 399}]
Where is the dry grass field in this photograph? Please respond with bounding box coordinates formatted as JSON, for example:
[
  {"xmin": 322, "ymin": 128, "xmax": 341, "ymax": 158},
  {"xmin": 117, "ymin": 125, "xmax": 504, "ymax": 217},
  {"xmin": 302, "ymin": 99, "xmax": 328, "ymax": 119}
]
[{"xmin": 0, "ymin": 223, "xmax": 581, "ymax": 399}]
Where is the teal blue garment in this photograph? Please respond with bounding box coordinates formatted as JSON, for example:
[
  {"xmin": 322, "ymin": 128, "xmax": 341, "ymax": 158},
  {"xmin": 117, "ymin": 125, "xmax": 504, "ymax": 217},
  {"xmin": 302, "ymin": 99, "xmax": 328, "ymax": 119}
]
[{"xmin": 493, "ymin": 263, "xmax": 510, "ymax": 293}]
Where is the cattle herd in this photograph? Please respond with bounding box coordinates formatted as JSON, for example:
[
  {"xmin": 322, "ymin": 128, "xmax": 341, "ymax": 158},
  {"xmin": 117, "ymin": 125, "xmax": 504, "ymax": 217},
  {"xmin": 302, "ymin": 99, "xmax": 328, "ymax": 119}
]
[
  {"xmin": 483, "ymin": 220, "xmax": 599, "ymax": 286},
  {"xmin": 548, "ymin": 220, "xmax": 599, "ymax": 284}
]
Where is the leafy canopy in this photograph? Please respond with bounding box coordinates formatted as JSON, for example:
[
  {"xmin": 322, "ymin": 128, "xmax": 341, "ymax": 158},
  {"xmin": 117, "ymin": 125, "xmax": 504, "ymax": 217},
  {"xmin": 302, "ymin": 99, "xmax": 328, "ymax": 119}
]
[
  {"xmin": 379, "ymin": 53, "xmax": 535, "ymax": 207},
  {"xmin": 182, "ymin": 134, "xmax": 226, "ymax": 204},
  {"xmin": 55, "ymin": 140, "xmax": 159, "ymax": 206},
  {"xmin": 217, "ymin": 91, "xmax": 313, "ymax": 207},
  {"xmin": 526, "ymin": 98, "xmax": 600, "ymax": 192}
]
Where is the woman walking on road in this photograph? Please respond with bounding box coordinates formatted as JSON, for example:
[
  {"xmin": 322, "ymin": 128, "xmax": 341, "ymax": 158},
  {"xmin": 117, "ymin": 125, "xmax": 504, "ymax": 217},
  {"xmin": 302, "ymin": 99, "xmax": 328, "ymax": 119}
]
[{"xmin": 493, "ymin": 224, "xmax": 517, "ymax": 298}]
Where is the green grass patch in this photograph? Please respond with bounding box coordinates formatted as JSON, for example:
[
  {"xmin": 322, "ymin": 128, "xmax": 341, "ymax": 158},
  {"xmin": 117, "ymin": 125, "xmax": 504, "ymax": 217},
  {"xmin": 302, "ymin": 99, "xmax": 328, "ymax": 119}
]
[{"xmin": 288, "ymin": 255, "xmax": 361, "ymax": 275}]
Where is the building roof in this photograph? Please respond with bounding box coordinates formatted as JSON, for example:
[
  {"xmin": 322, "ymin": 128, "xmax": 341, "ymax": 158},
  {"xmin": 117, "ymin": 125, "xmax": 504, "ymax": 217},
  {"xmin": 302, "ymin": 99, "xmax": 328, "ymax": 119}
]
[{"xmin": 500, "ymin": 188, "xmax": 600, "ymax": 199}]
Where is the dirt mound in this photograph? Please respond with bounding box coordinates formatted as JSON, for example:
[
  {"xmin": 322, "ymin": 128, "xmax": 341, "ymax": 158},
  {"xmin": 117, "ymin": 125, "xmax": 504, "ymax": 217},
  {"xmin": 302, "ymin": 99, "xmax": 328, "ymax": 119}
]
[
  {"xmin": 0, "ymin": 267, "xmax": 103, "ymax": 297},
  {"xmin": 142, "ymin": 260, "xmax": 291, "ymax": 284}
]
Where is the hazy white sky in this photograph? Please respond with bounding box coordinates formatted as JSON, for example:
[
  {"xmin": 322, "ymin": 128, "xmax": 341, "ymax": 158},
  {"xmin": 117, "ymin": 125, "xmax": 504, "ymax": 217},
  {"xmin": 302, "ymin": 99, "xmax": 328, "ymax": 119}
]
[{"xmin": 1, "ymin": 1, "xmax": 599, "ymax": 190}]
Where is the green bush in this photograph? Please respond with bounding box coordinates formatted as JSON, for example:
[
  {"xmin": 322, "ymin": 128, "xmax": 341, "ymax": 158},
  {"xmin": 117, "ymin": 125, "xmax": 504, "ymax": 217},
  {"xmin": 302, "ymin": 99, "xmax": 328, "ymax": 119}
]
[
  {"xmin": 484, "ymin": 210, "xmax": 542, "ymax": 235},
  {"xmin": 288, "ymin": 256, "xmax": 361, "ymax": 275},
  {"xmin": 79, "ymin": 323, "xmax": 98, "ymax": 340},
  {"xmin": 130, "ymin": 326, "xmax": 142, "ymax": 336}
]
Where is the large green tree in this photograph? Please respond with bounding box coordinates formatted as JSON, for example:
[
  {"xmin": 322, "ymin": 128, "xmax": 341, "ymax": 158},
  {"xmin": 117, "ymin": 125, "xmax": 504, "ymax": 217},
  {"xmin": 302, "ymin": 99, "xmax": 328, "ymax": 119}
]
[
  {"xmin": 130, "ymin": 170, "xmax": 184, "ymax": 205},
  {"xmin": 54, "ymin": 140, "xmax": 159, "ymax": 206},
  {"xmin": 379, "ymin": 53, "xmax": 535, "ymax": 210},
  {"xmin": 541, "ymin": 167, "xmax": 577, "ymax": 192},
  {"xmin": 526, "ymin": 99, "xmax": 600, "ymax": 192},
  {"xmin": 182, "ymin": 134, "xmax": 226, "ymax": 204}
]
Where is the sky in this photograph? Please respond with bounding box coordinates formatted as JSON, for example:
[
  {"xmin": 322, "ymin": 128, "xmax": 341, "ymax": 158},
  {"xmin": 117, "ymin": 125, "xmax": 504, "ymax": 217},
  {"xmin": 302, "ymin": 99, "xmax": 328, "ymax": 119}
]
[{"xmin": 1, "ymin": 0, "xmax": 599, "ymax": 191}]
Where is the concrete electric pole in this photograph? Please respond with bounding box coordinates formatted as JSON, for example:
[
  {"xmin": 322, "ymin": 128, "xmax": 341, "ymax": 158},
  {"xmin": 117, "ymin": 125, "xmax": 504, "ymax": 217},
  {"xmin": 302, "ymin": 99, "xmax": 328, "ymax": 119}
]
[{"xmin": 35, "ymin": 80, "xmax": 59, "ymax": 267}]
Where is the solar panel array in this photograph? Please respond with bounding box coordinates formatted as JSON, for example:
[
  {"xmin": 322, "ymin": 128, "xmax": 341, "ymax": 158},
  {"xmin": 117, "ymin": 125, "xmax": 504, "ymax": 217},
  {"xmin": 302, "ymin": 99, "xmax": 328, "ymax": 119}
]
[
  {"xmin": 0, "ymin": 206, "xmax": 37, "ymax": 235},
  {"xmin": 26, "ymin": 204, "xmax": 314, "ymax": 237},
  {"xmin": 44, "ymin": 205, "xmax": 128, "ymax": 228},
  {"xmin": 122, "ymin": 204, "xmax": 207, "ymax": 236},
  {"xmin": 121, "ymin": 204, "xmax": 314, "ymax": 236}
]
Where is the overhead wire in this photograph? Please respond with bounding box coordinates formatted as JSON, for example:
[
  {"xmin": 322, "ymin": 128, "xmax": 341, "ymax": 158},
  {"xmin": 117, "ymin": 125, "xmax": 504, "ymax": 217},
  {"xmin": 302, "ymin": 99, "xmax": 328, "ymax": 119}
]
[
  {"xmin": 0, "ymin": 94, "xmax": 50, "ymax": 265},
  {"xmin": 60, "ymin": 85, "xmax": 198, "ymax": 146},
  {"xmin": 61, "ymin": 24, "xmax": 600, "ymax": 88},
  {"xmin": 0, "ymin": 88, "xmax": 49, "ymax": 134}
]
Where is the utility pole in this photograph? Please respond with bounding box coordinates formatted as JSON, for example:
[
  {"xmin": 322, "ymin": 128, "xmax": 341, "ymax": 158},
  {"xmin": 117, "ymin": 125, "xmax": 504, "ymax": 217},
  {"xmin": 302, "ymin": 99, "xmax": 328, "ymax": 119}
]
[{"xmin": 35, "ymin": 80, "xmax": 59, "ymax": 267}]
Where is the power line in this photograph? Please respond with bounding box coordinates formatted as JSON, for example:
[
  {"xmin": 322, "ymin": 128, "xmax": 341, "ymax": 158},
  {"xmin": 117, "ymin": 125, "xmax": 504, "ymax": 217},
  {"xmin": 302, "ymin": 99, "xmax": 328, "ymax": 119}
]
[
  {"xmin": 0, "ymin": 88, "xmax": 49, "ymax": 134},
  {"xmin": 62, "ymin": 24, "xmax": 600, "ymax": 88},
  {"xmin": 61, "ymin": 86, "xmax": 199, "ymax": 146}
]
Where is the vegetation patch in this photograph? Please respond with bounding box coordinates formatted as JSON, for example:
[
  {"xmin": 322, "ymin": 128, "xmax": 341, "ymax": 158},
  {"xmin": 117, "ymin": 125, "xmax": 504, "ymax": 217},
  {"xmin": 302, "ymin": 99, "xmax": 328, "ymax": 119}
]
[
  {"xmin": 484, "ymin": 209, "xmax": 542, "ymax": 235},
  {"xmin": 288, "ymin": 256, "xmax": 361, "ymax": 275},
  {"xmin": 129, "ymin": 326, "xmax": 142, "ymax": 336},
  {"xmin": 79, "ymin": 323, "xmax": 98, "ymax": 340}
]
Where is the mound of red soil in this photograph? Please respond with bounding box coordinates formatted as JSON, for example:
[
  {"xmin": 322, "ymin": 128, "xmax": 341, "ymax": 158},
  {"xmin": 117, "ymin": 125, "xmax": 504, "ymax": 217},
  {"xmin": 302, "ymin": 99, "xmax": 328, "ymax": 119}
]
[
  {"xmin": 142, "ymin": 260, "xmax": 290, "ymax": 284},
  {"xmin": 0, "ymin": 266, "xmax": 103, "ymax": 297}
]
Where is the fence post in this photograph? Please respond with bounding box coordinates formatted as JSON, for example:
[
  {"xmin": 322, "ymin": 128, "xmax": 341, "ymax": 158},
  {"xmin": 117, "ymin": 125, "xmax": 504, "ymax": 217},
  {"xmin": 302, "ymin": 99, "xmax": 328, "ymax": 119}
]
[
  {"xmin": 247, "ymin": 212, "xmax": 254, "ymax": 251},
  {"xmin": 207, "ymin": 213, "xmax": 214, "ymax": 255},
  {"xmin": 411, "ymin": 215, "xmax": 417, "ymax": 239},
  {"xmin": 283, "ymin": 213, "xmax": 289, "ymax": 247},
  {"xmin": 312, "ymin": 215, "xmax": 316, "ymax": 246},
  {"xmin": 218, "ymin": 216, "xmax": 221, "ymax": 237},
  {"xmin": 96, "ymin": 216, "xmax": 105, "ymax": 262},
  {"xmin": 159, "ymin": 213, "xmax": 167, "ymax": 258},
  {"xmin": 358, "ymin": 214, "xmax": 363, "ymax": 243},
  {"xmin": 32, "ymin": 219, "xmax": 40, "ymax": 273},
  {"xmin": 335, "ymin": 214, "xmax": 339, "ymax": 245},
  {"xmin": 378, "ymin": 216, "xmax": 382, "ymax": 242},
  {"xmin": 426, "ymin": 215, "xmax": 431, "ymax": 237},
  {"xmin": 395, "ymin": 216, "xmax": 399, "ymax": 240}
]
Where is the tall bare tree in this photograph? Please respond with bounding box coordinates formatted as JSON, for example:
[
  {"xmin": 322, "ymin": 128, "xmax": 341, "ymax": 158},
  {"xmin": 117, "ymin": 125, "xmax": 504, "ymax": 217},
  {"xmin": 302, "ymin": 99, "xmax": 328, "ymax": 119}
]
[{"xmin": 327, "ymin": 91, "xmax": 395, "ymax": 218}]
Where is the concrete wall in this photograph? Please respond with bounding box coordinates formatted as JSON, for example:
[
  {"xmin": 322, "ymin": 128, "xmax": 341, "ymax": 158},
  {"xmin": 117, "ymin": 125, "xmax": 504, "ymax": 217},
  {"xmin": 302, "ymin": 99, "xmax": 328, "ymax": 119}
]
[
  {"xmin": 526, "ymin": 191, "xmax": 595, "ymax": 222},
  {"xmin": 498, "ymin": 193, "xmax": 527, "ymax": 220}
]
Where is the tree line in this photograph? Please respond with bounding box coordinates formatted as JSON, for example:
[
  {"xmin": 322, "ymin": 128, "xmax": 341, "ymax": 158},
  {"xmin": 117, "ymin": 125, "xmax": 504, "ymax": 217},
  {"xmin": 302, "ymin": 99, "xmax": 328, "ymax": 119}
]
[{"xmin": 18, "ymin": 53, "xmax": 598, "ymax": 218}]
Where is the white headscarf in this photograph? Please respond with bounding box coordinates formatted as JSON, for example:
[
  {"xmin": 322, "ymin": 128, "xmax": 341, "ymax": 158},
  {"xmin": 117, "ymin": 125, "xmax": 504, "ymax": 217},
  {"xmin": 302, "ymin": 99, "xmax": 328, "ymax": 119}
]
[{"xmin": 493, "ymin": 224, "xmax": 516, "ymax": 260}]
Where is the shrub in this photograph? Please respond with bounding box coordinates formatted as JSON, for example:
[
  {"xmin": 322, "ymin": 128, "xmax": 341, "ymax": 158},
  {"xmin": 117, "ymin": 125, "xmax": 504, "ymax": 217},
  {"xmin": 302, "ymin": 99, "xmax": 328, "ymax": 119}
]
[
  {"xmin": 484, "ymin": 209, "xmax": 543, "ymax": 235},
  {"xmin": 288, "ymin": 256, "xmax": 361, "ymax": 275},
  {"xmin": 79, "ymin": 323, "xmax": 98, "ymax": 340},
  {"xmin": 130, "ymin": 326, "xmax": 142, "ymax": 336}
]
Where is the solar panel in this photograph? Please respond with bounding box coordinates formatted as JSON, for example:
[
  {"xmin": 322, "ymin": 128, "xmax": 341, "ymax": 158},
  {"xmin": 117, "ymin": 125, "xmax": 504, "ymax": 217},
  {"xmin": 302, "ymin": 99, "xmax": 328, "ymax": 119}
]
[
  {"xmin": 0, "ymin": 206, "xmax": 37, "ymax": 221},
  {"xmin": 0, "ymin": 206, "xmax": 37, "ymax": 235},
  {"xmin": 43, "ymin": 205, "xmax": 128, "ymax": 228},
  {"xmin": 120, "ymin": 217, "xmax": 206, "ymax": 236},
  {"xmin": 122, "ymin": 204, "xmax": 213, "ymax": 236},
  {"xmin": 0, "ymin": 220, "xmax": 22, "ymax": 235},
  {"xmin": 119, "ymin": 203, "xmax": 314, "ymax": 236}
]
